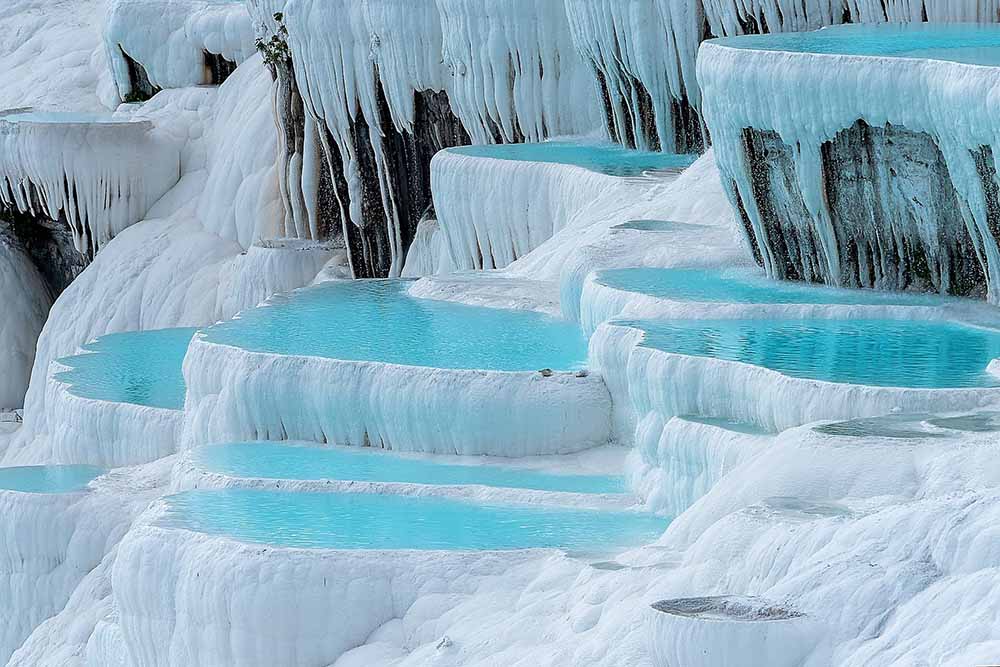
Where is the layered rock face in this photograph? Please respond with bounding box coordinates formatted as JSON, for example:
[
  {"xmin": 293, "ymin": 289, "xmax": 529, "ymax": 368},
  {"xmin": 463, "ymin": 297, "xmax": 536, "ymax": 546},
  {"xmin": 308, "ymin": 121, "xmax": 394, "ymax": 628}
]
[
  {"xmin": 1, "ymin": 208, "xmax": 89, "ymax": 299},
  {"xmin": 737, "ymin": 124, "xmax": 988, "ymax": 297}
]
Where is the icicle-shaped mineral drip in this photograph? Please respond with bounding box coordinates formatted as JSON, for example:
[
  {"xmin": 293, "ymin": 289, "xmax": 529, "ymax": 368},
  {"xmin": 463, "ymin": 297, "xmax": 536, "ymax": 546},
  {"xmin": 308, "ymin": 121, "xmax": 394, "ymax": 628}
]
[
  {"xmin": 363, "ymin": 0, "xmax": 449, "ymax": 134},
  {"xmin": 436, "ymin": 0, "xmax": 601, "ymax": 144},
  {"xmin": 0, "ymin": 114, "xmax": 181, "ymax": 255},
  {"xmin": 794, "ymin": 142, "xmax": 841, "ymax": 284},
  {"xmin": 565, "ymin": 0, "xmax": 689, "ymax": 151}
]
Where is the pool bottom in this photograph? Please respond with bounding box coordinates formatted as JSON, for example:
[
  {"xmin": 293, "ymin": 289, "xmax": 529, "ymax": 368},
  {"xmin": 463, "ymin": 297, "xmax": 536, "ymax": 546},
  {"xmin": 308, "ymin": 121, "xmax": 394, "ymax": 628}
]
[
  {"xmin": 596, "ymin": 268, "xmax": 946, "ymax": 307},
  {"xmin": 54, "ymin": 328, "xmax": 197, "ymax": 410},
  {"xmin": 201, "ymin": 280, "xmax": 588, "ymax": 372},
  {"xmin": 624, "ymin": 318, "xmax": 1000, "ymax": 389},
  {"xmin": 161, "ymin": 489, "xmax": 667, "ymax": 552},
  {"xmin": 0, "ymin": 465, "xmax": 103, "ymax": 493}
]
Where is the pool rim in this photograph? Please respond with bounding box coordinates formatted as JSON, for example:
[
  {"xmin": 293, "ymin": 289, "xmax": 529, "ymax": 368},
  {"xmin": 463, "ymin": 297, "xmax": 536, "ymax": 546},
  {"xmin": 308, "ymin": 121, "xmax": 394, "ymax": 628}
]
[{"xmin": 704, "ymin": 22, "xmax": 1000, "ymax": 69}]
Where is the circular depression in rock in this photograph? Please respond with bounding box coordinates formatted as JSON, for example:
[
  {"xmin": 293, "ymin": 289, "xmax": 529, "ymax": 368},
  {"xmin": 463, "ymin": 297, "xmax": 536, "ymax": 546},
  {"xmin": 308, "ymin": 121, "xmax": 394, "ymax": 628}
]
[
  {"xmin": 201, "ymin": 280, "xmax": 589, "ymax": 372},
  {"xmin": 0, "ymin": 465, "xmax": 103, "ymax": 493},
  {"xmin": 54, "ymin": 328, "xmax": 196, "ymax": 410}
]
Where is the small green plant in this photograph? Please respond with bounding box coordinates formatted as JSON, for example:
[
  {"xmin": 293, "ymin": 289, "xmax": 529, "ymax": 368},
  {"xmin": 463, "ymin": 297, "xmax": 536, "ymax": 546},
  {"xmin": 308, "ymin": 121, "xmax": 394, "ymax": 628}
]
[
  {"xmin": 122, "ymin": 91, "xmax": 147, "ymax": 104},
  {"xmin": 256, "ymin": 12, "xmax": 291, "ymax": 70}
]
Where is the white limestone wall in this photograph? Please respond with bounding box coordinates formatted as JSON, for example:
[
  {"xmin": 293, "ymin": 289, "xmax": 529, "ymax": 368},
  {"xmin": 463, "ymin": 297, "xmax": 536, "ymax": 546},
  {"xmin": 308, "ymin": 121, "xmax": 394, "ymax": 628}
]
[{"xmin": 182, "ymin": 336, "xmax": 613, "ymax": 457}]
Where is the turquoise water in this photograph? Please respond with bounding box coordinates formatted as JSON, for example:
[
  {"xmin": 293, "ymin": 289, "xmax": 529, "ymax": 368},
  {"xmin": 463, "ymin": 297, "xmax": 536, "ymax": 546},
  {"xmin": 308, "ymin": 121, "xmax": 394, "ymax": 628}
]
[
  {"xmin": 162, "ymin": 489, "xmax": 667, "ymax": 551},
  {"xmin": 3, "ymin": 112, "xmax": 126, "ymax": 124},
  {"xmin": 713, "ymin": 24, "xmax": 1000, "ymax": 66},
  {"xmin": 448, "ymin": 141, "xmax": 697, "ymax": 177},
  {"xmin": 597, "ymin": 268, "xmax": 947, "ymax": 306},
  {"xmin": 613, "ymin": 220, "xmax": 702, "ymax": 232},
  {"xmin": 0, "ymin": 465, "xmax": 103, "ymax": 493},
  {"xmin": 193, "ymin": 442, "xmax": 625, "ymax": 494},
  {"xmin": 54, "ymin": 328, "xmax": 197, "ymax": 409},
  {"xmin": 624, "ymin": 318, "xmax": 1000, "ymax": 388},
  {"xmin": 202, "ymin": 280, "xmax": 588, "ymax": 371}
]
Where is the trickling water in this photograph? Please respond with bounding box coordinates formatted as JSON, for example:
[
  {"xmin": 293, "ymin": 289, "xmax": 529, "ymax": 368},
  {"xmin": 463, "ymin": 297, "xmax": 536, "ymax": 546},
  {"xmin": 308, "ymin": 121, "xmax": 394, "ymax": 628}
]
[
  {"xmin": 54, "ymin": 328, "xmax": 196, "ymax": 409},
  {"xmin": 161, "ymin": 489, "xmax": 668, "ymax": 551},
  {"xmin": 447, "ymin": 141, "xmax": 697, "ymax": 177},
  {"xmin": 0, "ymin": 465, "xmax": 103, "ymax": 493},
  {"xmin": 624, "ymin": 318, "xmax": 1000, "ymax": 388},
  {"xmin": 192, "ymin": 442, "xmax": 625, "ymax": 494},
  {"xmin": 202, "ymin": 280, "xmax": 588, "ymax": 371}
]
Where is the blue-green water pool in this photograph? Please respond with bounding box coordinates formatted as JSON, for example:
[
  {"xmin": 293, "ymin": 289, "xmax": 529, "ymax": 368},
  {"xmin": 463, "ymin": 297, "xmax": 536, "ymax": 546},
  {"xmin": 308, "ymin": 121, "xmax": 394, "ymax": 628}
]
[
  {"xmin": 597, "ymin": 268, "xmax": 947, "ymax": 306},
  {"xmin": 712, "ymin": 23, "xmax": 1000, "ymax": 66},
  {"xmin": 0, "ymin": 465, "xmax": 103, "ymax": 493},
  {"xmin": 624, "ymin": 318, "xmax": 1000, "ymax": 388},
  {"xmin": 161, "ymin": 489, "xmax": 668, "ymax": 551},
  {"xmin": 201, "ymin": 280, "xmax": 588, "ymax": 371},
  {"xmin": 192, "ymin": 442, "xmax": 625, "ymax": 494},
  {"xmin": 447, "ymin": 141, "xmax": 697, "ymax": 177},
  {"xmin": 54, "ymin": 328, "xmax": 196, "ymax": 409}
]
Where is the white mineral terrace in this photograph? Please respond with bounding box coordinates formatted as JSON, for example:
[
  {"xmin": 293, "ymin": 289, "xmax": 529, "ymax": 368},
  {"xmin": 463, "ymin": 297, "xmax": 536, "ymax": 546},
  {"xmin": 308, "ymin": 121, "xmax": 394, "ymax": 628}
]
[
  {"xmin": 0, "ymin": 109, "xmax": 181, "ymax": 256},
  {"xmin": 699, "ymin": 23, "xmax": 1000, "ymax": 302},
  {"xmin": 9, "ymin": 3, "xmax": 1000, "ymax": 665}
]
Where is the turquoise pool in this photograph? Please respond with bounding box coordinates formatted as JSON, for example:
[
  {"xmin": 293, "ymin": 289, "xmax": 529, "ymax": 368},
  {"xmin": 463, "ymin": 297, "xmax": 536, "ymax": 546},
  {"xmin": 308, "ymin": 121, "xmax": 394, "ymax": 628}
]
[
  {"xmin": 447, "ymin": 141, "xmax": 696, "ymax": 177},
  {"xmin": 55, "ymin": 328, "xmax": 197, "ymax": 409},
  {"xmin": 0, "ymin": 465, "xmax": 103, "ymax": 493},
  {"xmin": 597, "ymin": 268, "xmax": 947, "ymax": 306},
  {"xmin": 712, "ymin": 23, "xmax": 1000, "ymax": 66},
  {"xmin": 161, "ymin": 489, "xmax": 668, "ymax": 551},
  {"xmin": 202, "ymin": 280, "xmax": 588, "ymax": 371},
  {"xmin": 624, "ymin": 318, "xmax": 1000, "ymax": 389},
  {"xmin": 192, "ymin": 442, "xmax": 625, "ymax": 494}
]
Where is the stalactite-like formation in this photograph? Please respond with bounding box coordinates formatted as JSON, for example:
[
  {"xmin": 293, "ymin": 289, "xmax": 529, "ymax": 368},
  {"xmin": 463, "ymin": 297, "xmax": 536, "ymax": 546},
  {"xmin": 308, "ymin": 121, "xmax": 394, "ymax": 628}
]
[
  {"xmin": 700, "ymin": 23, "xmax": 1000, "ymax": 302},
  {"xmin": 0, "ymin": 112, "xmax": 181, "ymax": 257}
]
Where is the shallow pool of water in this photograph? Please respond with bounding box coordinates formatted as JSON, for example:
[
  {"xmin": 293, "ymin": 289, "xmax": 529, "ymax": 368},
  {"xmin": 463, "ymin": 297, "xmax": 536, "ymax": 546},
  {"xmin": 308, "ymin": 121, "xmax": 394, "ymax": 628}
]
[
  {"xmin": 813, "ymin": 415, "xmax": 946, "ymax": 439},
  {"xmin": 597, "ymin": 268, "xmax": 947, "ymax": 306},
  {"xmin": 448, "ymin": 141, "xmax": 696, "ymax": 177},
  {"xmin": 612, "ymin": 220, "xmax": 704, "ymax": 233},
  {"xmin": 0, "ymin": 465, "xmax": 103, "ymax": 493},
  {"xmin": 625, "ymin": 318, "xmax": 1000, "ymax": 388},
  {"xmin": 161, "ymin": 489, "xmax": 667, "ymax": 551},
  {"xmin": 712, "ymin": 23, "xmax": 1000, "ymax": 66},
  {"xmin": 55, "ymin": 328, "xmax": 197, "ymax": 409},
  {"xmin": 193, "ymin": 442, "xmax": 625, "ymax": 494},
  {"xmin": 202, "ymin": 280, "xmax": 588, "ymax": 371}
]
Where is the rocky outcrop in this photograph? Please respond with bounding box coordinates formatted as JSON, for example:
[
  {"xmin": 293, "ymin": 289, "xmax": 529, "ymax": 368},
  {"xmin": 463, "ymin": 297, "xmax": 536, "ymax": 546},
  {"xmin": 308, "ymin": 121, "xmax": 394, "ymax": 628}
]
[
  {"xmin": 0, "ymin": 207, "xmax": 89, "ymax": 299},
  {"xmin": 736, "ymin": 124, "xmax": 987, "ymax": 297}
]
